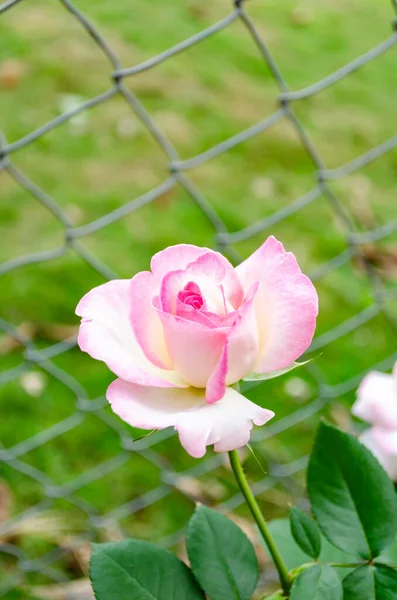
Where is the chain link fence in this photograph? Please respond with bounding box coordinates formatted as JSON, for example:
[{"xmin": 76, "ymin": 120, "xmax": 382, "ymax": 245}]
[{"xmin": 1, "ymin": 0, "xmax": 397, "ymax": 596}]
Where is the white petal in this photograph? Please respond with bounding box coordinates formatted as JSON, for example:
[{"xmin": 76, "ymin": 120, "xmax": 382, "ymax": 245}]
[
  {"xmin": 352, "ymin": 371, "xmax": 397, "ymax": 427},
  {"xmin": 76, "ymin": 280, "xmax": 186, "ymax": 387},
  {"xmin": 107, "ymin": 380, "xmax": 274, "ymax": 458},
  {"xmin": 360, "ymin": 428, "xmax": 397, "ymax": 481},
  {"xmin": 236, "ymin": 236, "xmax": 318, "ymax": 373}
]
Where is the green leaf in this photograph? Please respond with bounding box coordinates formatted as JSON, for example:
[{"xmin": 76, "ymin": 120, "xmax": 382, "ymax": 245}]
[
  {"xmin": 267, "ymin": 518, "xmax": 312, "ymax": 570},
  {"xmin": 307, "ymin": 422, "xmax": 397, "ymax": 559},
  {"xmin": 186, "ymin": 505, "xmax": 259, "ymax": 600},
  {"xmin": 267, "ymin": 518, "xmax": 355, "ymax": 573},
  {"xmin": 290, "ymin": 506, "xmax": 321, "ymax": 560},
  {"xmin": 378, "ymin": 535, "xmax": 397, "ymax": 564},
  {"xmin": 343, "ymin": 564, "xmax": 397, "ymax": 599},
  {"xmin": 290, "ymin": 565, "xmax": 343, "ymax": 600},
  {"xmin": 243, "ymin": 360, "xmax": 312, "ymax": 382},
  {"xmin": 89, "ymin": 539, "xmax": 205, "ymax": 600}
]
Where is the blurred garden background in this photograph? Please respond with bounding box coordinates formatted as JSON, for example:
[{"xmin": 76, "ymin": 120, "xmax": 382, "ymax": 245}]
[{"xmin": 1, "ymin": 0, "xmax": 397, "ymax": 597}]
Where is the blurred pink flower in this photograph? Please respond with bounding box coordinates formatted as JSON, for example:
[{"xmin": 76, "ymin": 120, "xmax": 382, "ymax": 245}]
[
  {"xmin": 352, "ymin": 363, "xmax": 397, "ymax": 480},
  {"xmin": 76, "ymin": 236, "xmax": 318, "ymax": 458}
]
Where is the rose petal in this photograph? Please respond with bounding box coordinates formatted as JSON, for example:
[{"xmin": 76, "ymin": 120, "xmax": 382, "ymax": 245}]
[
  {"xmin": 359, "ymin": 429, "xmax": 397, "ymax": 481},
  {"xmin": 237, "ymin": 235, "xmax": 286, "ymax": 286},
  {"xmin": 150, "ymin": 244, "xmax": 208, "ymax": 278},
  {"xmin": 129, "ymin": 271, "xmax": 172, "ymax": 369},
  {"xmin": 176, "ymin": 300, "xmax": 220, "ymax": 328},
  {"xmin": 206, "ymin": 283, "xmax": 259, "ymax": 404},
  {"xmin": 352, "ymin": 371, "xmax": 397, "ymax": 428},
  {"xmin": 236, "ymin": 235, "xmax": 318, "ymax": 372},
  {"xmin": 160, "ymin": 251, "xmax": 243, "ymax": 316},
  {"xmin": 206, "ymin": 341, "xmax": 229, "ymax": 404},
  {"xmin": 372, "ymin": 427, "xmax": 397, "ymax": 456},
  {"xmin": 370, "ymin": 426, "xmax": 397, "ymax": 458},
  {"xmin": 76, "ymin": 280, "xmax": 186, "ymax": 387},
  {"xmin": 157, "ymin": 309, "xmax": 229, "ymax": 387},
  {"xmin": 107, "ymin": 380, "xmax": 274, "ymax": 458},
  {"xmin": 194, "ymin": 250, "xmax": 244, "ymax": 309},
  {"xmin": 224, "ymin": 283, "xmax": 259, "ymax": 384}
]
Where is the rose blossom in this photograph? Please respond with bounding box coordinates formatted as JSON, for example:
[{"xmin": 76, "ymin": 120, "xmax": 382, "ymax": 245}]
[
  {"xmin": 76, "ymin": 236, "xmax": 318, "ymax": 458},
  {"xmin": 352, "ymin": 362, "xmax": 397, "ymax": 480}
]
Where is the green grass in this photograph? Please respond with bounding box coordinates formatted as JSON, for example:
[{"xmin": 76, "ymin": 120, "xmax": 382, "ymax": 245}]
[{"xmin": 1, "ymin": 0, "xmax": 397, "ymax": 595}]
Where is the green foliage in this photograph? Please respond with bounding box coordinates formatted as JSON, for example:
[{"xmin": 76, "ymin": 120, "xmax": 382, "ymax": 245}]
[
  {"xmin": 89, "ymin": 539, "xmax": 205, "ymax": 600},
  {"xmin": 267, "ymin": 517, "xmax": 314, "ymax": 570},
  {"xmin": 290, "ymin": 565, "xmax": 342, "ymax": 600},
  {"xmin": 342, "ymin": 564, "xmax": 397, "ymax": 600},
  {"xmin": 89, "ymin": 508, "xmax": 260, "ymax": 600},
  {"xmin": 88, "ymin": 423, "xmax": 397, "ymax": 600},
  {"xmin": 289, "ymin": 506, "xmax": 321, "ymax": 560},
  {"xmin": 266, "ymin": 518, "xmax": 355, "ymax": 572},
  {"xmin": 378, "ymin": 537, "xmax": 397, "ymax": 565},
  {"xmin": 243, "ymin": 361, "xmax": 312, "ymax": 383},
  {"xmin": 266, "ymin": 424, "xmax": 397, "ymax": 596},
  {"xmin": 186, "ymin": 506, "xmax": 259, "ymax": 600},
  {"xmin": 307, "ymin": 422, "xmax": 397, "ymax": 559}
]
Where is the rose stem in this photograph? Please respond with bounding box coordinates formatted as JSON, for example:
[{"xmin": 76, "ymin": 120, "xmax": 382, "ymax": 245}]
[{"xmin": 228, "ymin": 449, "xmax": 291, "ymax": 596}]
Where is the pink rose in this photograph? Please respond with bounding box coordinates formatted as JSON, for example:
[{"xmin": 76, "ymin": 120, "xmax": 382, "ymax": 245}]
[
  {"xmin": 352, "ymin": 363, "xmax": 397, "ymax": 480},
  {"xmin": 76, "ymin": 236, "xmax": 318, "ymax": 458}
]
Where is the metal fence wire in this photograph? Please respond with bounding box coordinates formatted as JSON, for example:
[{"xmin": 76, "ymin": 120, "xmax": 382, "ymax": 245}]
[{"xmin": 1, "ymin": 0, "xmax": 397, "ymax": 596}]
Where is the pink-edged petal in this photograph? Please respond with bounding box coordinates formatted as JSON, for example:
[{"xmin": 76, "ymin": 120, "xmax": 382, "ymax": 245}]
[
  {"xmin": 160, "ymin": 269, "xmax": 192, "ymax": 314},
  {"xmin": 160, "ymin": 263, "xmax": 221, "ymax": 316},
  {"xmin": 76, "ymin": 280, "xmax": 186, "ymax": 388},
  {"xmin": 237, "ymin": 235, "xmax": 286, "ymax": 287},
  {"xmin": 151, "ymin": 244, "xmax": 208, "ymax": 278},
  {"xmin": 107, "ymin": 380, "xmax": 274, "ymax": 458},
  {"xmin": 107, "ymin": 378, "xmax": 204, "ymax": 430},
  {"xmin": 176, "ymin": 301, "xmax": 219, "ymax": 328},
  {"xmin": 206, "ymin": 342, "xmax": 229, "ymax": 404},
  {"xmin": 176, "ymin": 301, "xmax": 238, "ymax": 329},
  {"xmin": 359, "ymin": 429, "xmax": 397, "ymax": 481},
  {"xmin": 129, "ymin": 272, "xmax": 172, "ymax": 370},
  {"xmin": 236, "ymin": 236, "xmax": 318, "ymax": 373},
  {"xmin": 225, "ymin": 283, "xmax": 259, "ymax": 384},
  {"xmin": 177, "ymin": 386, "xmax": 274, "ymax": 457},
  {"xmin": 188, "ymin": 251, "xmax": 226, "ymax": 281},
  {"xmin": 352, "ymin": 371, "xmax": 397, "ymax": 428},
  {"xmin": 155, "ymin": 245, "xmax": 244, "ymax": 313},
  {"xmin": 206, "ymin": 283, "xmax": 259, "ymax": 404},
  {"xmin": 160, "ymin": 251, "xmax": 243, "ymax": 316},
  {"xmin": 372, "ymin": 427, "xmax": 397, "ymax": 456},
  {"xmin": 157, "ymin": 309, "xmax": 229, "ymax": 387},
  {"xmin": 370, "ymin": 426, "xmax": 397, "ymax": 459},
  {"xmin": 187, "ymin": 251, "xmax": 244, "ymax": 311}
]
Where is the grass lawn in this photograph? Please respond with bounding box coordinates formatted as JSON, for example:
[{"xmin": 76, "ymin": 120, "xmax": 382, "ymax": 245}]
[{"xmin": 1, "ymin": 0, "xmax": 397, "ymax": 595}]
